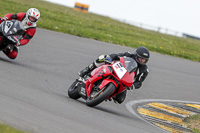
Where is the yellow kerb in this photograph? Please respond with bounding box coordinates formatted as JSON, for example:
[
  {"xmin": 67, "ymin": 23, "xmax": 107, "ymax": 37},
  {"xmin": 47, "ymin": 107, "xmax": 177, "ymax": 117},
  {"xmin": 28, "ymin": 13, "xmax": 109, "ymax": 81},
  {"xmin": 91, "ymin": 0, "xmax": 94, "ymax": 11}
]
[
  {"xmin": 154, "ymin": 123, "xmax": 191, "ymax": 133},
  {"xmin": 148, "ymin": 103, "xmax": 194, "ymax": 117},
  {"xmin": 138, "ymin": 108, "xmax": 185, "ymax": 125},
  {"xmin": 185, "ymin": 104, "xmax": 200, "ymax": 110}
]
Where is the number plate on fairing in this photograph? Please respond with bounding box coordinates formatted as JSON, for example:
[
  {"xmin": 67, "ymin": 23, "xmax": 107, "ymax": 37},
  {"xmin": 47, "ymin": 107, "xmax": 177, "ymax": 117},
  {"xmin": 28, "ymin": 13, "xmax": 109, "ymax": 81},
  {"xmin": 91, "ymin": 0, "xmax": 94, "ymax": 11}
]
[
  {"xmin": 4, "ymin": 21, "xmax": 14, "ymax": 33},
  {"xmin": 112, "ymin": 62, "xmax": 127, "ymax": 79}
]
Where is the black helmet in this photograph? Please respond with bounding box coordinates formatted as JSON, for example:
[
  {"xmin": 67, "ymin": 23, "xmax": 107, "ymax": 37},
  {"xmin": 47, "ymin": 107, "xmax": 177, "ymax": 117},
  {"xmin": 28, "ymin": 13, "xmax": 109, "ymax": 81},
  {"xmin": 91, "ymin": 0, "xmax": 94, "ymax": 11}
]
[{"xmin": 135, "ymin": 46, "xmax": 150, "ymax": 65}]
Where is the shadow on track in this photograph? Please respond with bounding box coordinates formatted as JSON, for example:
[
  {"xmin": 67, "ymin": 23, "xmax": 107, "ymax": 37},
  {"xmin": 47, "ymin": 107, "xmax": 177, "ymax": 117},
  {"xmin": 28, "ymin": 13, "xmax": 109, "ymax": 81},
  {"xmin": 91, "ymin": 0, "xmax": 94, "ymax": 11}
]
[
  {"xmin": 0, "ymin": 56, "xmax": 36, "ymax": 68},
  {"xmin": 66, "ymin": 96, "xmax": 138, "ymax": 121},
  {"xmin": 0, "ymin": 57, "xmax": 16, "ymax": 64},
  {"xmin": 94, "ymin": 105, "xmax": 137, "ymax": 120},
  {"xmin": 0, "ymin": 56, "xmax": 66, "ymax": 77}
]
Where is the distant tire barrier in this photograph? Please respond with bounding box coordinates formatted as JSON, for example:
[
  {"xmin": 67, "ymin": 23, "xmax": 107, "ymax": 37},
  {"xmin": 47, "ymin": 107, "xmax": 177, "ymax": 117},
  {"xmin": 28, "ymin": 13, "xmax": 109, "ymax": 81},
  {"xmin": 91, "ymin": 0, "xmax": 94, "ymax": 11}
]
[{"xmin": 74, "ymin": 2, "xmax": 89, "ymax": 13}]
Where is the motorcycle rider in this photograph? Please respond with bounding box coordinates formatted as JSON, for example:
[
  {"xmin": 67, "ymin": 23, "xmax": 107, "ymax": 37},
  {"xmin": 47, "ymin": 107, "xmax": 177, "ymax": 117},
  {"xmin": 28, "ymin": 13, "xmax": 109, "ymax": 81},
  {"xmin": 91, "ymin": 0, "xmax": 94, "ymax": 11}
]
[
  {"xmin": 0, "ymin": 8, "xmax": 40, "ymax": 59},
  {"xmin": 78, "ymin": 46, "xmax": 150, "ymax": 104}
]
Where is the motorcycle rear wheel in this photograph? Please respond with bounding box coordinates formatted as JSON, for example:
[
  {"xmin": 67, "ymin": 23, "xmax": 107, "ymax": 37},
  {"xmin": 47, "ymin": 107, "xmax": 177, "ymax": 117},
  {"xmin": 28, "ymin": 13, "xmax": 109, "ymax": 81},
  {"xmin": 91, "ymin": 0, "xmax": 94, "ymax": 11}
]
[
  {"xmin": 68, "ymin": 80, "xmax": 81, "ymax": 99},
  {"xmin": 86, "ymin": 83, "xmax": 116, "ymax": 107}
]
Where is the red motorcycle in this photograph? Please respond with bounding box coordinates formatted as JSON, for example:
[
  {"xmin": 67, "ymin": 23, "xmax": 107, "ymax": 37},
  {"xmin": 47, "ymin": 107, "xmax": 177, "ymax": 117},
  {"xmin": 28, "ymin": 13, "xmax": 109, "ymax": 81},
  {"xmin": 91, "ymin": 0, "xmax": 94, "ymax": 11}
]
[{"xmin": 68, "ymin": 57, "xmax": 138, "ymax": 107}]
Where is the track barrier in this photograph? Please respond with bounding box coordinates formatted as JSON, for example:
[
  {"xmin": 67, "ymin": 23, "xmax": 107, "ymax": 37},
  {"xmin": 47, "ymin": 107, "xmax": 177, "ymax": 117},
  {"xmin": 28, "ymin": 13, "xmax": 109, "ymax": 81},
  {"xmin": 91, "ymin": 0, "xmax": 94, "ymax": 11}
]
[{"xmin": 74, "ymin": 2, "xmax": 89, "ymax": 13}]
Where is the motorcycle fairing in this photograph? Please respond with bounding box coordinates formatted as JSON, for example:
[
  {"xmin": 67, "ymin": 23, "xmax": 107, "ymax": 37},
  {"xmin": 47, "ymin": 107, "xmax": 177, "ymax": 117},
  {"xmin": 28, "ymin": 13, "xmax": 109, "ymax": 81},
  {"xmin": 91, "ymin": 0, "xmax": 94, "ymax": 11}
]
[
  {"xmin": 84, "ymin": 57, "xmax": 136, "ymax": 99},
  {"xmin": 86, "ymin": 65, "xmax": 115, "ymax": 97},
  {"xmin": 0, "ymin": 20, "xmax": 23, "ymax": 45}
]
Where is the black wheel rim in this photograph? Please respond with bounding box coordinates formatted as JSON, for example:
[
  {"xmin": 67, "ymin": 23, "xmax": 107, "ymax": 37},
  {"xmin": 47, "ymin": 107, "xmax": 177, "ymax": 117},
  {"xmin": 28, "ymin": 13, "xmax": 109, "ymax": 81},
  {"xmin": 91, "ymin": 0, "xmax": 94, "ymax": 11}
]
[{"xmin": 88, "ymin": 87, "xmax": 105, "ymax": 100}]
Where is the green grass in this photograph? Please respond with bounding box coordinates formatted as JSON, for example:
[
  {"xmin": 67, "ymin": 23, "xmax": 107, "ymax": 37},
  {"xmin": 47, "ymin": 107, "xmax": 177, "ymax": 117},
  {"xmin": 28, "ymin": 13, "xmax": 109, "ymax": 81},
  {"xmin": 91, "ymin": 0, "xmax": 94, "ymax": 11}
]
[
  {"xmin": 0, "ymin": 123, "xmax": 28, "ymax": 133},
  {"xmin": 0, "ymin": 0, "xmax": 200, "ymax": 62},
  {"xmin": 184, "ymin": 114, "xmax": 200, "ymax": 133}
]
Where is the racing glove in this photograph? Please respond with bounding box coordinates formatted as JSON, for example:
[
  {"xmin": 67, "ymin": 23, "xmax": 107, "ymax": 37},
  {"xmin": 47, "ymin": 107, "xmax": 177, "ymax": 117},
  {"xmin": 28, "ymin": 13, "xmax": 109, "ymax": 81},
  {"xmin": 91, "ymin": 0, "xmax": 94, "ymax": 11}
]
[
  {"xmin": 97, "ymin": 55, "xmax": 112, "ymax": 64},
  {"xmin": 104, "ymin": 55, "xmax": 112, "ymax": 64}
]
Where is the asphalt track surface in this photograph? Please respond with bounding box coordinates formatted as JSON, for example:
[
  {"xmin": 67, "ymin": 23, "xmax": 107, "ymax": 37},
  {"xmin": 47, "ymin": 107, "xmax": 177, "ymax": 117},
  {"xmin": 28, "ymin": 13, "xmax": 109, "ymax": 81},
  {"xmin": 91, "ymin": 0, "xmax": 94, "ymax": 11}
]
[{"xmin": 0, "ymin": 28, "xmax": 199, "ymax": 133}]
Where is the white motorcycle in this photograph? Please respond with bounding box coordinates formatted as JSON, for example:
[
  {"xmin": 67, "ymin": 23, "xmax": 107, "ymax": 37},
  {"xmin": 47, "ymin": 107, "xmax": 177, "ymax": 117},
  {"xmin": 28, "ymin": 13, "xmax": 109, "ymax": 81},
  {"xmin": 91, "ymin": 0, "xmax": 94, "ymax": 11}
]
[{"xmin": 0, "ymin": 20, "xmax": 23, "ymax": 51}]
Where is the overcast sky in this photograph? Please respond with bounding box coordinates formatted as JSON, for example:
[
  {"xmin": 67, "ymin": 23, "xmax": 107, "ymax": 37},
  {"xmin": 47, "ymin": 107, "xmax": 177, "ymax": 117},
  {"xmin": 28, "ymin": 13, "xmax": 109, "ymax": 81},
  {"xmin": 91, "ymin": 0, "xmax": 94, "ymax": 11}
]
[{"xmin": 44, "ymin": 0, "xmax": 200, "ymax": 37}]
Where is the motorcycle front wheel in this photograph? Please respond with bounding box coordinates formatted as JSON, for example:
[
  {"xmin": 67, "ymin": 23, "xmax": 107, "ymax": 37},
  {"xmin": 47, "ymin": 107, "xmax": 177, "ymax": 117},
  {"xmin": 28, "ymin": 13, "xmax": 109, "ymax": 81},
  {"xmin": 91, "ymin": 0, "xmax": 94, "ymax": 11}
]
[
  {"xmin": 68, "ymin": 80, "xmax": 81, "ymax": 99},
  {"xmin": 86, "ymin": 83, "xmax": 116, "ymax": 107}
]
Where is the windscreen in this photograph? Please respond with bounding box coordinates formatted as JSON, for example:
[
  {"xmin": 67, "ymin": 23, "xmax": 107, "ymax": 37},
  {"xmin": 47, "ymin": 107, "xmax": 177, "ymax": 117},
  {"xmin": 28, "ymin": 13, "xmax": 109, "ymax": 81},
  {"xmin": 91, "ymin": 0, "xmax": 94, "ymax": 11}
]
[
  {"xmin": 124, "ymin": 57, "xmax": 138, "ymax": 73},
  {"xmin": 2, "ymin": 20, "xmax": 24, "ymax": 36}
]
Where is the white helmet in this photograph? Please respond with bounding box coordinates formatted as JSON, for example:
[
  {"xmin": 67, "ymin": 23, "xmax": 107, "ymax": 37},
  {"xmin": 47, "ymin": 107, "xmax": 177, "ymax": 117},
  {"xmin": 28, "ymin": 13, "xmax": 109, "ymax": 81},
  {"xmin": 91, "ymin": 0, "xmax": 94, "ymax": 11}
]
[{"xmin": 26, "ymin": 8, "xmax": 40, "ymax": 26}]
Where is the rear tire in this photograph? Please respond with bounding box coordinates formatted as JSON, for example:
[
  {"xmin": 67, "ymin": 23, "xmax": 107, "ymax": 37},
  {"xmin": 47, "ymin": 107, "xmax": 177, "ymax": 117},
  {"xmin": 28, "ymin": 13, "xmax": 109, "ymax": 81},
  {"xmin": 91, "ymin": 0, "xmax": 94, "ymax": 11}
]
[
  {"xmin": 68, "ymin": 80, "xmax": 81, "ymax": 99},
  {"xmin": 86, "ymin": 83, "xmax": 116, "ymax": 107}
]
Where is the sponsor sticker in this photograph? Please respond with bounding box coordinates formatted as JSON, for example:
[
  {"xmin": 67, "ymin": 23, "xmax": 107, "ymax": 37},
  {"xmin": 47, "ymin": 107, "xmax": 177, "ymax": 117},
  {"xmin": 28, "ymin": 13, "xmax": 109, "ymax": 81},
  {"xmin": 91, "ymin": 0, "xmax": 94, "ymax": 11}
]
[{"xmin": 112, "ymin": 62, "xmax": 127, "ymax": 79}]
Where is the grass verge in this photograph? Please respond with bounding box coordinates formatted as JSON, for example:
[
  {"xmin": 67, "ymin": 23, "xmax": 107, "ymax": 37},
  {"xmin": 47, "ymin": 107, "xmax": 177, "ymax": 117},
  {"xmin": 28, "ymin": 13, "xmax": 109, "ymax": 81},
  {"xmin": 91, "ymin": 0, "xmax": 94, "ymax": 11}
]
[
  {"xmin": 0, "ymin": 0, "xmax": 200, "ymax": 62},
  {"xmin": 0, "ymin": 123, "xmax": 28, "ymax": 133},
  {"xmin": 184, "ymin": 114, "xmax": 200, "ymax": 133}
]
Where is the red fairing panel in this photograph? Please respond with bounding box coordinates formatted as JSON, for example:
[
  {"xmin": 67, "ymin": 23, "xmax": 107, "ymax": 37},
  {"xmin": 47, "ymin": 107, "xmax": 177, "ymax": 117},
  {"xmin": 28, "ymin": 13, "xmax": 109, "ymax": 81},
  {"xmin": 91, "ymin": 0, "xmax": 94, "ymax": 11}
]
[{"xmin": 86, "ymin": 65, "xmax": 114, "ymax": 97}]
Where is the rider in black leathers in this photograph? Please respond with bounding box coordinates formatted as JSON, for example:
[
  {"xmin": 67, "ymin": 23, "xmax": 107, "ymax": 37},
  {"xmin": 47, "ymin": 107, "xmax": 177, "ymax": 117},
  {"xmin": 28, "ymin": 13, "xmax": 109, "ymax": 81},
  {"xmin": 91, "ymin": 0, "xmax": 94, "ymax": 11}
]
[{"xmin": 78, "ymin": 46, "xmax": 150, "ymax": 104}]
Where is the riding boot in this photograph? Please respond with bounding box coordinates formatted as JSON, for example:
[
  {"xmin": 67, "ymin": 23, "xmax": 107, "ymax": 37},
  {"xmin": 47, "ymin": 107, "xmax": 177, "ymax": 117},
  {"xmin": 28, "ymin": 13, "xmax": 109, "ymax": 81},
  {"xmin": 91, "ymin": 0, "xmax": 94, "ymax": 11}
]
[
  {"xmin": 3, "ymin": 45, "xmax": 18, "ymax": 59},
  {"xmin": 78, "ymin": 62, "xmax": 96, "ymax": 77}
]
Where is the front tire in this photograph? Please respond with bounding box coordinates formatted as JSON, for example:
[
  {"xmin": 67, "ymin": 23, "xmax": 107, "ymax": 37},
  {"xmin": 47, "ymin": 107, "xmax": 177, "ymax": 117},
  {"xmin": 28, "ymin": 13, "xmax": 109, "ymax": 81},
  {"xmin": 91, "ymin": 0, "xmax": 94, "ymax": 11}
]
[
  {"xmin": 68, "ymin": 80, "xmax": 81, "ymax": 99},
  {"xmin": 86, "ymin": 83, "xmax": 116, "ymax": 107}
]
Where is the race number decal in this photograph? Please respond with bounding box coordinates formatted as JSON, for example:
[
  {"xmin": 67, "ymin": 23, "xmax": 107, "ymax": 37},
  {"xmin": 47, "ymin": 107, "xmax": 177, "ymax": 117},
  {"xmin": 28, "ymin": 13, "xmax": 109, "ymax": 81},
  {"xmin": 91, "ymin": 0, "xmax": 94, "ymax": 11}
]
[
  {"xmin": 112, "ymin": 62, "xmax": 127, "ymax": 79},
  {"xmin": 4, "ymin": 21, "xmax": 13, "ymax": 33}
]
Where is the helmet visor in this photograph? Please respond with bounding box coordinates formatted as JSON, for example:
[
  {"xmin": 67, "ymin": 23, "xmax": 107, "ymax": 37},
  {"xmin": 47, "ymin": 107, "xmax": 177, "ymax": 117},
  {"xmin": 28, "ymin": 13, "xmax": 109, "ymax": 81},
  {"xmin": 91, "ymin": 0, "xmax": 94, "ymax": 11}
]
[
  {"xmin": 137, "ymin": 57, "xmax": 149, "ymax": 64},
  {"xmin": 28, "ymin": 16, "xmax": 37, "ymax": 22}
]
